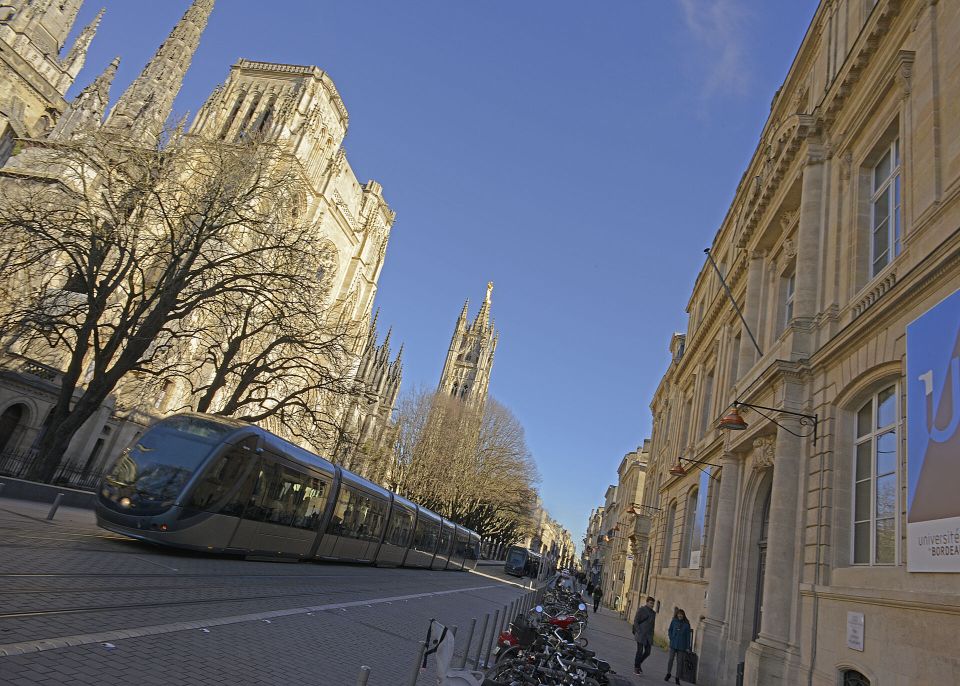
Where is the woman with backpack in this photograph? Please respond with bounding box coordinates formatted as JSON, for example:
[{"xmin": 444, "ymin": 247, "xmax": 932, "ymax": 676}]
[{"xmin": 665, "ymin": 607, "xmax": 692, "ymax": 684}]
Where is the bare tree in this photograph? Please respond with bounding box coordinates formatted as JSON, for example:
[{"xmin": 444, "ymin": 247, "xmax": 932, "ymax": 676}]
[
  {"xmin": 167, "ymin": 267, "xmax": 367, "ymax": 445},
  {"xmin": 390, "ymin": 388, "xmax": 539, "ymax": 543},
  {"xmin": 0, "ymin": 129, "xmax": 322, "ymax": 480}
]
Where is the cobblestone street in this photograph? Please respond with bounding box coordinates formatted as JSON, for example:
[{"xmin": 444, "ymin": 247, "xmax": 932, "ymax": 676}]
[{"xmin": 0, "ymin": 497, "xmax": 532, "ymax": 685}]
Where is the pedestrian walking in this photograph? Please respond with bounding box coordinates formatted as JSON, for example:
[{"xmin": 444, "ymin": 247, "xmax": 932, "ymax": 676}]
[
  {"xmin": 632, "ymin": 596, "xmax": 656, "ymax": 674},
  {"xmin": 591, "ymin": 584, "xmax": 604, "ymax": 613},
  {"xmin": 665, "ymin": 608, "xmax": 692, "ymax": 684}
]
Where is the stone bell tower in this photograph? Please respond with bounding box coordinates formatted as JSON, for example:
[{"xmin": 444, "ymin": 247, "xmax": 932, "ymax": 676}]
[{"xmin": 438, "ymin": 282, "xmax": 498, "ymax": 410}]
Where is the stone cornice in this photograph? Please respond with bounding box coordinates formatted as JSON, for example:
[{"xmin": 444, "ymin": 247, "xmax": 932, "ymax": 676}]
[{"xmin": 816, "ymin": 0, "xmax": 904, "ymax": 128}]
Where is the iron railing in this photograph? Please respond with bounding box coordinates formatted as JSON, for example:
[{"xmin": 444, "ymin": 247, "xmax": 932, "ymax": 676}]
[{"xmin": 0, "ymin": 449, "xmax": 105, "ymax": 491}]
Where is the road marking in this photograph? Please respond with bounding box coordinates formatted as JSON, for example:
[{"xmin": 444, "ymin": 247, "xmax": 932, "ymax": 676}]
[
  {"xmin": 132, "ymin": 556, "xmax": 179, "ymax": 572},
  {"xmin": 467, "ymin": 567, "xmax": 534, "ymax": 590},
  {"xmin": 0, "ymin": 583, "xmax": 504, "ymax": 657}
]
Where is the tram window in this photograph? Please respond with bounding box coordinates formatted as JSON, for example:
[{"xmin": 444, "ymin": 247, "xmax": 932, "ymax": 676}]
[
  {"xmin": 186, "ymin": 446, "xmax": 253, "ymax": 512},
  {"xmin": 359, "ymin": 496, "xmax": 387, "ymax": 541},
  {"xmin": 242, "ymin": 461, "xmax": 304, "ymax": 526},
  {"xmin": 220, "ymin": 460, "xmax": 260, "ymax": 517},
  {"xmin": 262, "ymin": 464, "xmax": 308, "ymax": 526},
  {"xmin": 414, "ymin": 519, "xmax": 438, "ymax": 552},
  {"xmin": 327, "ymin": 486, "xmax": 358, "ymax": 538},
  {"xmin": 438, "ymin": 528, "xmax": 452, "ymax": 555},
  {"xmin": 291, "ymin": 475, "xmax": 329, "ymax": 530},
  {"xmin": 386, "ymin": 508, "xmax": 414, "ymax": 547}
]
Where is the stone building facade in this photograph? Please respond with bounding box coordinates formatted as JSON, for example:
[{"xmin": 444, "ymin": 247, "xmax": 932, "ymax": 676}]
[
  {"xmin": 438, "ymin": 282, "xmax": 498, "ymax": 410},
  {"xmin": 581, "ymin": 506, "xmax": 603, "ymax": 572},
  {"xmin": 586, "ymin": 443, "xmax": 649, "ymax": 618},
  {"xmin": 636, "ymin": 1, "xmax": 960, "ymax": 685},
  {"xmin": 0, "ymin": 0, "xmax": 401, "ymax": 483}
]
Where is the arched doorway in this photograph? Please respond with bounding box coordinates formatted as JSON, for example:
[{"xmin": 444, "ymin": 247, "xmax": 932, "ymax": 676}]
[
  {"xmin": 0, "ymin": 404, "xmax": 27, "ymax": 453},
  {"xmin": 752, "ymin": 488, "xmax": 772, "ymax": 639},
  {"xmin": 734, "ymin": 471, "xmax": 772, "ymax": 655}
]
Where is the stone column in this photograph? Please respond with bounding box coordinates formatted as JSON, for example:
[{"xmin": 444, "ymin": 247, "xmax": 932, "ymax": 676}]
[
  {"xmin": 791, "ymin": 146, "xmax": 825, "ymax": 357},
  {"xmin": 747, "ymin": 423, "xmax": 804, "ymax": 684},
  {"xmin": 737, "ymin": 251, "xmax": 766, "ymax": 374},
  {"xmin": 699, "ymin": 452, "xmax": 742, "ymax": 685}
]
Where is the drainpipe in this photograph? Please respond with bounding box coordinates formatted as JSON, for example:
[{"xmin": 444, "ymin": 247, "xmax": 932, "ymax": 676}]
[{"xmin": 807, "ymin": 411, "xmax": 827, "ymax": 686}]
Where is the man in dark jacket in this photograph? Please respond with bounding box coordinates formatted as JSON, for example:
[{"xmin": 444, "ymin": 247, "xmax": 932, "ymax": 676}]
[
  {"xmin": 632, "ymin": 596, "xmax": 657, "ymax": 674},
  {"xmin": 591, "ymin": 584, "xmax": 604, "ymax": 612}
]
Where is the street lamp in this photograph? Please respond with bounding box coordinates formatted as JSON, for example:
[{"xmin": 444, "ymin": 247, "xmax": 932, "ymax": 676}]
[
  {"xmin": 719, "ymin": 401, "xmax": 819, "ymax": 445},
  {"xmin": 668, "ymin": 456, "xmax": 721, "ymax": 478}
]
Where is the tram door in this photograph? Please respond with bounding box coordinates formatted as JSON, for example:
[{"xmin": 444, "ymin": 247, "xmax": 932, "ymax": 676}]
[{"xmin": 229, "ymin": 457, "xmax": 326, "ymax": 557}]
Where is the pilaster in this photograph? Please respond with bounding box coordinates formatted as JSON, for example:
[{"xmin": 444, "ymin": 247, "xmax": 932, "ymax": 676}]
[
  {"xmin": 791, "ymin": 145, "xmax": 826, "ymax": 358},
  {"xmin": 699, "ymin": 451, "xmax": 743, "ymax": 685},
  {"xmin": 744, "ymin": 405, "xmax": 807, "ymax": 685}
]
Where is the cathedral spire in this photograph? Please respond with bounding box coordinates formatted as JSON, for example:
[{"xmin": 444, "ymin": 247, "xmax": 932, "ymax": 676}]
[
  {"xmin": 52, "ymin": 56, "xmax": 119, "ymax": 139},
  {"xmin": 58, "ymin": 0, "xmax": 84, "ymax": 53},
  {"xmin": 106, "ymin": 0, "xmax": 215, "ymax": 144},
  {"xmin": 473, "ymin": 280, "xmax": 493, "ymax": 330},
  {"xmin": 62, "ymin": 7, "xmax": 103, "ymax": 82}
]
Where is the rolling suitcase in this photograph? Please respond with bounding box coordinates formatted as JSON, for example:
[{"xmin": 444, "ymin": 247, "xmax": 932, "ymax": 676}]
[{"xmin": 679, "ymin": 650, "xmax": 698, "ymax": 683}]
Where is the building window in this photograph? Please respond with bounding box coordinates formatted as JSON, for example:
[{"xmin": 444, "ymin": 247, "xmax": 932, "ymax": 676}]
[
  {"xmin": 681, "ymin": 488, "xmax": 699, "ymax": 568},
  {"xmin": 679, "ymin": 396, "xmax": 693, "ymax": 449},
  {"xmin": 699, "ymin": 370, "xmax": 714, "ymax": 437},
  {"xmin": 871, "ymin": 139, "xmax": 901, "ymax": 277},
  {"xmin": 729, "ymin": 332, "xmax": 741, "ymax": 384},
  {"xmin": 853, "ymin": 385, "xmax": 898, "ymax": 565},
  {"xmin": 782, "ymin": 268, "xmax": 795, "ymax": 331},
  {"xmin": 154, "ymin": 380, "xmax": 174, "ymax": 411},
  {"xmin": 662, "ymin": 502, "xmax": 677, "ymax": 569},
  {"xmin": 842, "ymin": 670, "xmax": 870, "ymax": 686}
]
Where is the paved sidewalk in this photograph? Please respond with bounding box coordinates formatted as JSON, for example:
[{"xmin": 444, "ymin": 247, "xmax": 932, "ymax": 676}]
[{"xmin": 584, "ymin": 607, "xmax": 673, "ymax": 684}]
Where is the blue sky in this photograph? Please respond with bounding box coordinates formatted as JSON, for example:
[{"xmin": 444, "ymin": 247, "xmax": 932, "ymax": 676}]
[{"xmin": 68, "ymin": 0, "xmax": 819, "ymax": 551}]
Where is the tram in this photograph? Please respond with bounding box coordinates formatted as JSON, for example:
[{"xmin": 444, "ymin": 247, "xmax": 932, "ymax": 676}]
[
  {"xmin": 95, "ymin": 414, "xmax": 481, "ymax": 570},
  {"xmin": 503, "ymin": 545, "xmax": 541, "ymax": 578}
]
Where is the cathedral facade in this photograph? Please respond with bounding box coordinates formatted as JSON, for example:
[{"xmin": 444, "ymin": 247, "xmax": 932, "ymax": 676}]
[
  {"xmin": 0, "ymin": 0, "xmax": 100, "ymax": 161},
  {"xmin": 0, "ymin": 0, "xmax": 401, "ymax": 481},
  {"xmin": 438, "ymin": 282, "xmax": 498, "ymax": 410}
]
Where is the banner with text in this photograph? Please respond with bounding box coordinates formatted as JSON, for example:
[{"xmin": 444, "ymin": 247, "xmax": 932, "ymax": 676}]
[{"xmin": 906, "ymin": 288, "xmax": 960, "ymax": 572}]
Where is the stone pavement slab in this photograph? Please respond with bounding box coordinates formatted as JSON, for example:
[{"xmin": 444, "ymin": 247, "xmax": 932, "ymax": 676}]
[{"xmin": 584, "ymin": 607, "xmax": 675, "ymax": 685}]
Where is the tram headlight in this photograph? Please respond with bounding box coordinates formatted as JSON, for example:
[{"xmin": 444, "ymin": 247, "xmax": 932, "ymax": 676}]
[{"xmin": 119, "ymin": 497, "xmax": 131, "ymax": 508}]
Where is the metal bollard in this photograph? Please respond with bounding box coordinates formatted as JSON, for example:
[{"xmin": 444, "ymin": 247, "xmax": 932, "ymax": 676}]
[
  {"xmin": 355, "ymin": 666, "xmax": 371, "ymax": 686},
  {"xmin": 459, "ymin": 618, "xmax": 476, "ymax": 669},
  {"xmin": 473, "ymin": 614, "xmax": 489, "ymax": 668},
  {"xmin": 482, "ymin": 609, "xmax": 500, "ymax": 668},
  {"xmin": 407, "ymin": 640, "xmax": 427, "ymax": 686},
  {"xmin": 46, "ymin": 493, "xmax": 64, "ymax": 520}
]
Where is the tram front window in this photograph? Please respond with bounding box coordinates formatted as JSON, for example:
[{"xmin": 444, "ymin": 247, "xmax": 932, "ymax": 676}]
[
  {"xmin": 506, "ymin": 548, "xmax": 526, "ymax": 569},
  {"xmin": 101, "ymin": 417, "xmax": 234, "ymax": 514}
]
